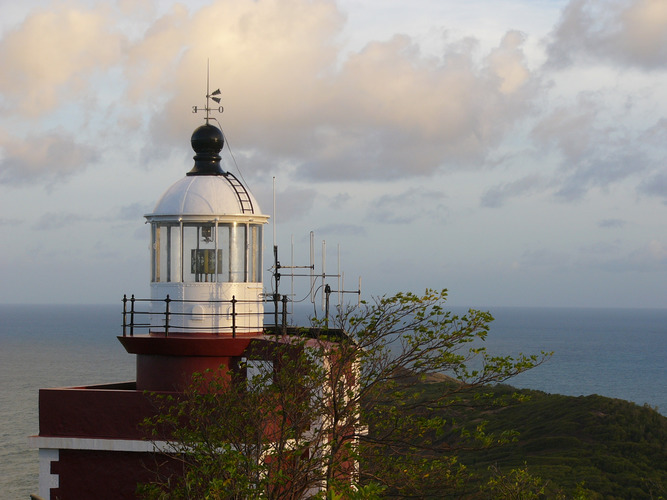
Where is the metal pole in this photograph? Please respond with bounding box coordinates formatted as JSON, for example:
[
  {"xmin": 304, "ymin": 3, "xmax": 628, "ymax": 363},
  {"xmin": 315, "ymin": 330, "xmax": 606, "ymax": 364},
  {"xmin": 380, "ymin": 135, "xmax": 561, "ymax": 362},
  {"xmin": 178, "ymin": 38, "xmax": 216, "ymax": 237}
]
[
  {"xmin": 273, "ymin": 245, "xmax": 280, "ymax": 328},
  {"xmin": 164, "ymin": 295, "xmax": 171, "ymax": 336},
  {"xmin": 324, "ymin": 284, "xmax": 331, "ymax": 328},
  {"xmin": 130, "ymin": 295, "xmax": 136, "ymax": 337},
  {"xmin": 282, "ymin": 294, "xmax": 288, "ymax": 334},
  {"xmin": 122, "ymin": 294, "xmax": 127, "ymax": 337},
  {"xmin": 231, "ymin": 295, "xmax": 237, "ymax": 338}
]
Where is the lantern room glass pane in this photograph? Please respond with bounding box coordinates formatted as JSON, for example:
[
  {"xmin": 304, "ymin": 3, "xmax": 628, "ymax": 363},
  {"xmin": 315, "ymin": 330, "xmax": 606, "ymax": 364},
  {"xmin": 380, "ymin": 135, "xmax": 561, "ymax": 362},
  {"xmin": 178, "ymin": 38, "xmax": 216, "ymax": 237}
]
[
  {"xmin": 151, "ymin": 223, "xmax": 181, "ymax": 282},
  {"xmin": 169, "ymin": 225, "xmax": 181, "ymax": 282},
  {"xmin": 249, "ymin": 224, "xmax": 262, "ymax": 282},
  {"xmin": 218, "ymin": 224, "xmax": 230, "ymax": 282},
  {"xmin": 230, "ymin": 224, "xmax": 247, "ymax": 283},
  {"xmin": 184, "ymin": 223, "xmax": 218, "ymax": 283}
]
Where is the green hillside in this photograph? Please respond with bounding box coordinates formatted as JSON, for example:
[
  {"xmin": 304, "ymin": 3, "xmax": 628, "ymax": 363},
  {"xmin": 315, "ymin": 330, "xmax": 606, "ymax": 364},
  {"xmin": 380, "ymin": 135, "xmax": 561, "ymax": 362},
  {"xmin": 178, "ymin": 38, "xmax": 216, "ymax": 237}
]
[{"xmin": 450, "ymin": 384, "xmax": 667, "ymax": 498}]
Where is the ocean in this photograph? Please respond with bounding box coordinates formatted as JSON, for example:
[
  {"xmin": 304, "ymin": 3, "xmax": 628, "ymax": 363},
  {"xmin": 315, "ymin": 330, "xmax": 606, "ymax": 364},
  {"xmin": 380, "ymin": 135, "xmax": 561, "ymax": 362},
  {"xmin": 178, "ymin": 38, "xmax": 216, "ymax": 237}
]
[{"xmin": 1, "ymin": 304, "xmax": 665, "ymax": 499}]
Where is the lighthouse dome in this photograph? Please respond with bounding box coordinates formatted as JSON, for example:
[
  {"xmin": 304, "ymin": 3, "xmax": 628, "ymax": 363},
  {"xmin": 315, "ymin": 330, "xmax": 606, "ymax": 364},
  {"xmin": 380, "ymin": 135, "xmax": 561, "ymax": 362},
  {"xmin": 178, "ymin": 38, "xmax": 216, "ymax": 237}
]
[
  {"xmin": 151, "ymin": 175, "xmax": 263, "ymax": 217},
  {"xmin": 149, "ymin": 121, "xmax": 264, "ymax": 218}
]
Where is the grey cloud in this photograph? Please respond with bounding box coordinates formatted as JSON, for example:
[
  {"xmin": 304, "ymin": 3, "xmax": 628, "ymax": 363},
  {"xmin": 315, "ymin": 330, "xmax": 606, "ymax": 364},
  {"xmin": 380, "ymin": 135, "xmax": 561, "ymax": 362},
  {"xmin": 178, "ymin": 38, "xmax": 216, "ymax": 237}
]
[
  {"xmin": 554, "ymin": 150, "xmax": 648, "ymax": 202},
  {"xmin": 315, "ymin": 223, "xmax": 366, "ymax": 237},
  {"xmin": 638, "ymin": 171, "xmax": 667, "ymax": 203},
  {"xmin": 578, "ymin": 239, "xmax": 622, "ymax": 256},
  {"xmin": 481, "ymin": 174, "xmax": 547, "ymax": 208},
  {"xmin": 595, "ymin": 240, "xmax": 667, "ymax": 272},
  {"xmin": 531, "ymin": 96, "xmax": 649, "ymax": 201},
  {"xmin": 519, "ymin": 247, "xmax": 571, "ymax": 268},
  {"xmin": 0, "ymin": 216, "xmax": 22, "ymax": 226},
  {"xmin": 275, "ymin": 187, "xmax": 318, "ymax": 223},
  {"xmin": 546, "ymin": 0, "xmax": 667, "ymax": 69},
  {"xmin": 598, "ymin": 219, "xmax": 626, "ymax": 228},
  {"xmin": 118, "ymin": 202, "xmax": 153, "ymax": 221},
  {"xmin": 329, "ymin": 193, "xmax": 351, "ymax": 209},
  {"xmin": 368, "ymin": 188, "xmax": 447, "ymax": 224},
  {"xmin": 31, "ymin": 212, "xmax": 88, "ymax": 230}
]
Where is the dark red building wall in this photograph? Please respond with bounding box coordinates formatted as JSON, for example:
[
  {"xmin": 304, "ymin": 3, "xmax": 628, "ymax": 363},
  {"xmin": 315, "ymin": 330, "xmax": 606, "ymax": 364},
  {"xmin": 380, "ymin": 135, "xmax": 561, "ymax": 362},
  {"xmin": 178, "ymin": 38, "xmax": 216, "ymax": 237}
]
[
  {"xmin": 50, "ymin": 449, "xmax": 180, "ymax": 500},
  {"xmin": 39, "ymin": 385, "xmax": 164, "ymax": 440}
]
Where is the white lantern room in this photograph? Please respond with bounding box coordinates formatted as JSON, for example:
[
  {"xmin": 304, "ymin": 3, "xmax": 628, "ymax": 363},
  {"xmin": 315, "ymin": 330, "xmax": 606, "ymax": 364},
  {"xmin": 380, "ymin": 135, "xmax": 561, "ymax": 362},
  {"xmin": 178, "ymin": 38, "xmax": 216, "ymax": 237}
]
[{"xmin": 145, "ymin": 123, "xmax": 269, "ymax": 334}]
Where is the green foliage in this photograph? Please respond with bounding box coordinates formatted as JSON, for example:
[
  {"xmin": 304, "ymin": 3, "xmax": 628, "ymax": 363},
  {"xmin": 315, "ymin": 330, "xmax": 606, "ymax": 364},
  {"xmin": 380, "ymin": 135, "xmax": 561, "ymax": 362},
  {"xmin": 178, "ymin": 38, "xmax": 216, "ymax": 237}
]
[
  {"xmin": 483, "ymin": 463, "xmax": 552, "ymax": 499},
  {"xmin": 454, "ymin": 386, "xmax": 667, "ymax": 499},
  {"xmin": 139, "ymin": 289, "xmax": 549, "ymax": 499}
]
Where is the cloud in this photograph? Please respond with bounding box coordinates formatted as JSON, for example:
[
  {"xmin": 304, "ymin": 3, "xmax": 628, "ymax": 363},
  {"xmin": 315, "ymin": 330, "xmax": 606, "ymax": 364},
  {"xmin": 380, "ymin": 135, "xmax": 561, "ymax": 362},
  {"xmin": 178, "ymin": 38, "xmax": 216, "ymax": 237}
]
[
  {"xmin": 31, "ymin": 212, "xmax": 88, "ymax": 230},
  {"xmin": 0, "ymin": 129, "xmax": 98, "ymax": 185},
  {"xmin": 329, "ymin": 192, "xmax": 352, "ymax": 209},
  {"xmin": 293, "ymin": 30, "xmax": 538, "ymax": 181},
  {"xmin": 638, "ymin": 171, "xmax": 667, "ymax": 203},
  {"xmin": 546, "ymin": 0, "xmax": 667, "ymax": 69},
  {"xmin": 134, "ymin": 2, "xmax": 539, "ymax": 181},
  {"xmin": 0, "ymin": 216, "xmax": 22, "ymax": 226},
  {"xmin": 481, "ymin": 174, "xmax": 547, "ymax": 207},
  {"xmin": 0, "ymin": 0, "xmax": 541, "ymax": 186},
  {"xmin": 275, "ymin": 186, "xmax": 318, "ymax": 223},
  {"xmin": 598, "ymin": 218, "xmax": 627, "ymax": 228},
  {"xmin": 315, "ymin": 223, "xmax": 366, "ymax": 237},
  {"xmin": 597, "ymin": 239, "xmax": 667, "ymax": 272},
  {"xmin": 0, "ymin": 3, "xmax": 124, "ymax": 116},
  {"xmin": 368, "ymin": 188, "xmax": 447, "ymax": 224},
  {"xmin": 517, "ymin": 247, "xmax": 572, "ymax": 269},
  {"xmin": 118, "ymin": 202, "xmax": 153, "ymax": 221},
  {"xmin": 530, "ymin": 94, "xmax": 648, "ymax": 201}
]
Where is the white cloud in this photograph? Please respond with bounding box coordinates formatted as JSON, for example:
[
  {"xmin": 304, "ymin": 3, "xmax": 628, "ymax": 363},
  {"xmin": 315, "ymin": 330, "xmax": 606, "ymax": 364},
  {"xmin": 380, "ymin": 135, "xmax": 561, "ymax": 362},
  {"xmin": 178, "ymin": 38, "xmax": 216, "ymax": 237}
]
[
  {"xmin": 0, "ymin": 129, "xmax": 98, "ymax": 185},
  {"xmin": 0, "ymin": 3, "xmax": 124, "ymax": 116},
  {"xmin": 0, "ymin": 0, "xmax": 540, "ymax": 186},
  {"xmin": 127, "ymin": 1, "xmax": 540, "ymax": 182}
]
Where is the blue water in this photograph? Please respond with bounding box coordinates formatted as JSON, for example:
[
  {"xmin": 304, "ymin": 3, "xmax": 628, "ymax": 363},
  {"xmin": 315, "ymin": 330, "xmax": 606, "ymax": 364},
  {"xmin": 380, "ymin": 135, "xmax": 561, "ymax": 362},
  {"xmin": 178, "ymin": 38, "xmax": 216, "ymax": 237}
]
[
  {"xmin": 479, "ymin": 307, "xmax": 667, "ymax": 412},
  {"xmin": 1, "ymin": 304, "xmax": 665, "ymax": 498}
]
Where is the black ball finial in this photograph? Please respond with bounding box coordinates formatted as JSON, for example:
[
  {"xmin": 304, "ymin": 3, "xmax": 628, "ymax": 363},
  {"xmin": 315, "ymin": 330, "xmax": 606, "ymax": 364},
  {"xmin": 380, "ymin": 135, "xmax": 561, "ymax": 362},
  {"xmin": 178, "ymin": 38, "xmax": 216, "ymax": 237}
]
[{"xmin": 187, "ymin": 124, "xmax": 225, "ymax": 175}]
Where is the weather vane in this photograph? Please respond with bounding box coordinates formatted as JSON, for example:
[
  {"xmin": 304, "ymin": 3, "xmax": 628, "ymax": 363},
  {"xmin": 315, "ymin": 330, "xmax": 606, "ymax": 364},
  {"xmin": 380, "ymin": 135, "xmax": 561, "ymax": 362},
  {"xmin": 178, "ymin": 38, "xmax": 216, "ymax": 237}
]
[{"xmin": 192, "ymin": 60, "xmax": 223, "ymax": 124}]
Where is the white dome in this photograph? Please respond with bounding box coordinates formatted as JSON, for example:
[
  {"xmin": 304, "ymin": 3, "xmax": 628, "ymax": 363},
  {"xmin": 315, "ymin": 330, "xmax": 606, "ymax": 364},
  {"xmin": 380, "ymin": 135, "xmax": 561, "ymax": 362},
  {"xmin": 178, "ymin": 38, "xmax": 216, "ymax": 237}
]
[{"xmin": 150, "ymin": 175, "xmax": 264, "ymax": 218}]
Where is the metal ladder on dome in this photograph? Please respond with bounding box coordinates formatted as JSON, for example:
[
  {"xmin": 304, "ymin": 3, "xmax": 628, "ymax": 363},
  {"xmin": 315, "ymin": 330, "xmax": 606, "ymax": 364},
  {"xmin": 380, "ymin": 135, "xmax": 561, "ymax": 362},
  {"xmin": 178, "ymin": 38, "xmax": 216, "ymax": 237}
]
[{"xmin": 224, "ymin": 172, "xmax": 255, "ymax": 214}]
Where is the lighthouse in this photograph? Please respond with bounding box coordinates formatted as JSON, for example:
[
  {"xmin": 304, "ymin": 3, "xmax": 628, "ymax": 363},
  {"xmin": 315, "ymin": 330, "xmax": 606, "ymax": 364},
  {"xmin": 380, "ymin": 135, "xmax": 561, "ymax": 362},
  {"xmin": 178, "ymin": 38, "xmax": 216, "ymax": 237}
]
[
  {"xmin": 29, "ymin": 108, "xmax": 273, "ymax": 499},
  {"xmin": 30, "ymin": 93, "xmax": 358, "ymax": 499}
]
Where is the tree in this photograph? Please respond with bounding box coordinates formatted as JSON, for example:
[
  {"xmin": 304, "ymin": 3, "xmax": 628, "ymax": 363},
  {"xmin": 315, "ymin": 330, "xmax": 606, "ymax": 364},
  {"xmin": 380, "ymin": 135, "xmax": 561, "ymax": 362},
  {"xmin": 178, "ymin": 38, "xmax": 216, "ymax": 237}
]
[{"xmin": 139, "ymin": 289, "xmax": 549, "ymax": 499}]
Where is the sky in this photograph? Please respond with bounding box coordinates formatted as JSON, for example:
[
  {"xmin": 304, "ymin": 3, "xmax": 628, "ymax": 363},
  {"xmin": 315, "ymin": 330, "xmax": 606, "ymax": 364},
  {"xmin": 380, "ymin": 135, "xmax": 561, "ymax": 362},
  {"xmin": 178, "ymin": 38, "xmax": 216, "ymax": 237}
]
[{"xmin": 0, "ymin": 0, "xmax": 666, "ymax": 309}]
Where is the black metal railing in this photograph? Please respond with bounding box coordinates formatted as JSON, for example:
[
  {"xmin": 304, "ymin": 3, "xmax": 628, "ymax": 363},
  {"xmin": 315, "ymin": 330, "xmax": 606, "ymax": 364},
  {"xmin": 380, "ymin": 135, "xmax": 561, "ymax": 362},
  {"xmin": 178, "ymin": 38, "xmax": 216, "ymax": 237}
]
[{"xmin": 121, "ymin": 294, "xmax": 291, "ymax": 338}]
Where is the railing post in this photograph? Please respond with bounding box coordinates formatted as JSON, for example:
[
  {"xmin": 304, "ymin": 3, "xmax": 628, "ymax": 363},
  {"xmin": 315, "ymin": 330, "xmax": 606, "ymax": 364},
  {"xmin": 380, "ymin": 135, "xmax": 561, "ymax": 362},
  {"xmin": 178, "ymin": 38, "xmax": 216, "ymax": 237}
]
[
  {"xmin": 282, "ymin": 294, "xmax": 288, "ymax": 335},
  {"xmin": 231, "ymin": 295, "xmax": 237, "ymax": 338},
  {"xmin": 130, "ymin": 295, "xmax": 136, "ymax": 336},
  {"xmin": 164, "ymin": 295, "xmax": 171, "ymax": 336},
  {"xmin": 122, "ymin": 294, "xmax": 127, "ymax": 337}
]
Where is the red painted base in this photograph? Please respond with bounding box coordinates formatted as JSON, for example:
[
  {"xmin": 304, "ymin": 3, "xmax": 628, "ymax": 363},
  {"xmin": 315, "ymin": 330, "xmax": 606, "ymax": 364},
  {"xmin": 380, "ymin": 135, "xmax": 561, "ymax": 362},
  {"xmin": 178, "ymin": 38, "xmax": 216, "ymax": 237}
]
[{"xmin": 136, "ymin": 354, "xmax": 236, "ymax": 391}]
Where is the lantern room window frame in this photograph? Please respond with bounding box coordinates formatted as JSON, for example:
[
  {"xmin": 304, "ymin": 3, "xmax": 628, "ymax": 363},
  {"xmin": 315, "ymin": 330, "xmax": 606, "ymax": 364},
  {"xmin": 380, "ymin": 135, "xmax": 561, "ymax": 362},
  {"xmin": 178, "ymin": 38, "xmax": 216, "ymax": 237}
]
[{"xmin": 151, "ymin": 220, "xmax": 263, "ymax": 284}]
